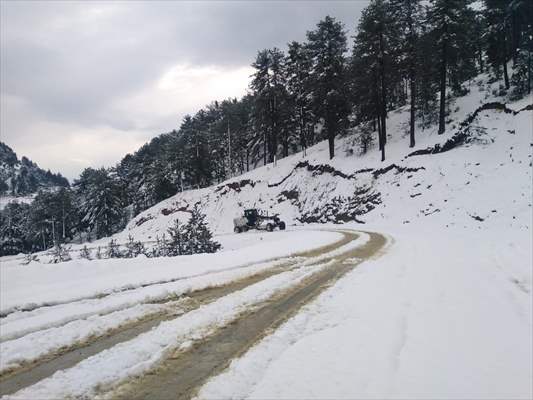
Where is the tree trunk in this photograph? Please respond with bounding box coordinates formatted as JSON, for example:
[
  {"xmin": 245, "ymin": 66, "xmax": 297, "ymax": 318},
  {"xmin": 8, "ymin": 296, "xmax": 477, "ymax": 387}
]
[
  {"xmin": 379, "ymin": 30, "xmax": 387, "ymax": 155},
  {"xmin": 374, "ymin": 71, "xmax": 384, "ymax": 156},
  {"xmin": 478, "ymin": 44, "xmax": 484, "ymax": 73},
  {"xmin": 503, "ymin": 59, "xmax": 510, "ymax": 89},
  {"xmin": 283, "ymin": 130, "xmax": 289, "ymax": 158},
  {"xmin": 263, "ymin": 130, "xmax": 267, "ymax": 166},
  {"xmin": 438, "ymin": 29, "xmax": 447, "ymax": 135},
  {"xmin": 527, "ymin": 48, "xmax": 531, "ymax": 94},
  {"xmin": 511, "ymin": 11, "xmax": 519, "ymax": 63},
  {"xmin": 328, "ymin": 127, "xmax": 335, "ymax": 159},
  {"xmin": 409, "ymin": 71, "xmax": 416, "ymax": 148}
]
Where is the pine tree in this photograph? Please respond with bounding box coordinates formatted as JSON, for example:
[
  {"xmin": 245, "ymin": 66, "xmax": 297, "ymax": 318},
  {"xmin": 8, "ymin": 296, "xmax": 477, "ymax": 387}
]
[
  {"xmin": 167, "ymin": 219, "xmax": 185, "ymax": 256},
  {"xmin": 124, "ymin": 234, "xmax": 145, "ymax": 258},
  {"xmin": 0, "ymin": 202, "xmax": 31, "ymax": 255},
  {"xmin": 74, "ymin": 168, "xmax": 124, "ymax": 238},
  {"xmin": 80, "ymin": 245, "xmax": 92, "ymax": 260},
  {"xmin": 390, "ymin": 0, "xmax": 423, "ymax": 147},
  {"xmin": 105, "ymin": 239, "xmax": 122, "ymax": 258},
  {"xmin": 95, "ymin": 246, "xmax": 102, "ymax": 259},
  {"xmin": 416, "ymin": 25, "xmax": 440, "ymax": 129},
  {"xmin": 351, "ymin": 1, "xmax": 399, "ymax": 161},
  {"xmin": 428, "ymin": 0, "xmax": 478, "ymax": 134},
  {"xmin": 48, "ymin": 242, "xmax": 71, "ymax": 264},
  {"xmin": 358, "ymin": 123, "xmax": 375, "ymax": 155},
  {"xmin": 250, "ymin": 48, "xmax": 288, "ymax": 164},
  {"xmin": 182, "ymin": 206, "xmax": 221, "ymax": 254},
  {"xmin": 508, "ymin": 0, "xmax": 533, "ymax": 96},
  {"xmin": 307, "ymin": 16, "xmax": 350, "ymax": 159},
  {"xmin": 286, "ymin": 41, "xmax": 314, "ymax": 156}
]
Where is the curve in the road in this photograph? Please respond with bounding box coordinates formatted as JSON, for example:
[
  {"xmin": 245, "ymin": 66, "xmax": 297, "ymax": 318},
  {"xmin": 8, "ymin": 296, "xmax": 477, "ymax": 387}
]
[{"xmin": 109, "ymin": 230, "xmax": 387, "ymax": 400}]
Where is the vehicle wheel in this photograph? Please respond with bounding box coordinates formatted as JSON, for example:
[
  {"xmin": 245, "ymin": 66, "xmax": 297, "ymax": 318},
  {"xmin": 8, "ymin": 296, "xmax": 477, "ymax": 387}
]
[
  {"xmin": 234, "ymin": 226, "xmax": 242, "ymax": 233},
  {"xmin": 266, "ymin": 223, "xmax": 273, "ymax": 232},
  {"xmin": 279, "ymin": 221, "xmax": 286, "ymax": 230}
]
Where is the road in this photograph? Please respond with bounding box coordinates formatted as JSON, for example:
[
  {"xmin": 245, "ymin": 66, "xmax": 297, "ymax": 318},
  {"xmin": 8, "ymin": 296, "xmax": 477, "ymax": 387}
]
[{"xmin": 0, "ymin": 229, "xmax": 387, "ymax": 399}]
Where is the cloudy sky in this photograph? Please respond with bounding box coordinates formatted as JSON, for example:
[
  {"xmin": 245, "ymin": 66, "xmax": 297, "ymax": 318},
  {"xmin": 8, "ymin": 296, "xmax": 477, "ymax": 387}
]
[{"xmin": 1, "ymin": 0, "xmax": 368, "ymax": 181}]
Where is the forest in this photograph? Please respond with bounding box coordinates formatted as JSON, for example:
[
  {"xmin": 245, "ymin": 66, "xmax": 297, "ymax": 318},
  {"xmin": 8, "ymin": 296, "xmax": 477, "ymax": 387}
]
[{"xmin": 1, "ymin": 0, "xmax": 531, "ymax": 255}]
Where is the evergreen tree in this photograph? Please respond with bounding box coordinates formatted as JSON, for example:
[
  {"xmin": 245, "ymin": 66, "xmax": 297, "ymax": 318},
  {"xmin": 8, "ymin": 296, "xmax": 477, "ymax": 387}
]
[
  {"xmin": 124, "ymin": 234, "xmax": 145, "ymax": 258},
  {"xmin": 48, "ymin": 242, "xmax": 71, "ymax": 264},
  {"xmin": 0, "ymin": 202, "xmax": 30, "ymax": 255},
  {"xmin": 167, "ymin": 219, "xmax": 185, "ymax": 256},
  {"xmin": 307, "ymin": 16, "xmax": 350, "ymax": 159},
  {"xmin": 416, "ymin": 24, "xmax": 440, "ymax": 129},
  {"xmin": 286, "ymin": 41, "xmax": 314, "ymax": 156},
  {"xmin": 155, "ymin": 234, "xmax": 169, "ymax": 257},
  {"xmin": 95, "ymin": 246, "xmax": 102, "ymax": 260},
  {"xmin": 182, "ymin": 206, "xmax": 221, "ymax": 254},
  {"xmin": 80, "ymin": 245, "xmax": 92, "ymax": 260},
  {"xmin": 105, "ymin": 239, "xmax": 122, "ymax": 258},
  {"xmin": 250, "ymin": 48, "xmax": 288, "ymax": 164},
  {"xmin": 428, "ymin": 0, "xmax": 478, "ymax": 134},
  {"xmin": 351, "ymin": 1, "xmax": 399, "ymax": 161},
  {"xmin": 390, "ymin": 0, "xmax": 423, "ymax": 147},
  {"xmin": 75, "ymin": 168, "xmax": 124, "ymax": 238}
]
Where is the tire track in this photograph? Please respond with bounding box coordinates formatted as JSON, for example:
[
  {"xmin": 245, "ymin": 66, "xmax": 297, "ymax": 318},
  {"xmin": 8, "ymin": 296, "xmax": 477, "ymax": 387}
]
[
  {"xmin": 0, "ymin": 231, "xmax": 354, "ymax": 397},
  {"xmin": 107, "ymin": 231, "xmax": 387, "ymax": 400}
]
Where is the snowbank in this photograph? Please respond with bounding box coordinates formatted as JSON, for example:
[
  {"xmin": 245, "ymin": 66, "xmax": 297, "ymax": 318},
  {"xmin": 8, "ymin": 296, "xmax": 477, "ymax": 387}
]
[{"xmin": 0, "ymin": 230, "xmax": 342, "ymax": 315}]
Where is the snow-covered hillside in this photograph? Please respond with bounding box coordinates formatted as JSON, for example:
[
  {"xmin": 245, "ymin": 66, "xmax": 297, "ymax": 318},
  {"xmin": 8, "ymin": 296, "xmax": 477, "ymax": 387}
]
[
  {"xmin": 116, "ymin": 76, "xmax": 532, "ymax": 240},
  {"xmin": 0, "ymin": 142, "xmax": 69, "ymax": 200}
]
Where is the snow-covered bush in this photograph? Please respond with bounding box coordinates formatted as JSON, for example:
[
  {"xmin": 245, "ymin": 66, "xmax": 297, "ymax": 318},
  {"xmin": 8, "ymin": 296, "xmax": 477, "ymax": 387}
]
[
  {"xmin": 123, "ymin": 235, "xmax": 146, "ymax": 258},
  {"xmin": 79, "ymin": 245, "xmax": 92, "ymax": 260},
  {"xmin": 95, "ymin": 246, "xmax": 102, "ymax": 259},
  {"xmin": 48, "ymin": 243, "xmax": 72, "ymax": 264},
  {"xmin": 105, "ymin": 239, "xmax": 122, "ymax": 258},
  {"xmin": 21, "ymin": 253, "xmax": 39, "ymax": 265}
]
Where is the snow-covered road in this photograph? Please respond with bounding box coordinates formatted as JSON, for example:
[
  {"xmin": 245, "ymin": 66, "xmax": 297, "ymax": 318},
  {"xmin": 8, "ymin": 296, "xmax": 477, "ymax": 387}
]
[{"xmin": 0, "ymin": 229, "xmax": 373, "ymax": 398}]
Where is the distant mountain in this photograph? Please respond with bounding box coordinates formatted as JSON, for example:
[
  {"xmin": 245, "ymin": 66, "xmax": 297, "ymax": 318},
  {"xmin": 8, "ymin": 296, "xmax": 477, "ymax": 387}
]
[{"xmin": 0, "ymin": 142, "xmax": 69, "ymax": 196}]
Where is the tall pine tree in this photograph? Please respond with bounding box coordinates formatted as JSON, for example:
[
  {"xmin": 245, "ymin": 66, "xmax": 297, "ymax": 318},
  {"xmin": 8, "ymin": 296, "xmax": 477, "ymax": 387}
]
[{"xmin": 307, "ymin": 16, "xmax": 350, "ymax": 159}]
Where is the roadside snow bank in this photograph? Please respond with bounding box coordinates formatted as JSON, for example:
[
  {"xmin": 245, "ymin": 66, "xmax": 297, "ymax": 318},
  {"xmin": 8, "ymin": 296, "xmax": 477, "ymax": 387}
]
[{"xmin": 0, "ymin": 230, "xmax": 341, "ymax": 315}]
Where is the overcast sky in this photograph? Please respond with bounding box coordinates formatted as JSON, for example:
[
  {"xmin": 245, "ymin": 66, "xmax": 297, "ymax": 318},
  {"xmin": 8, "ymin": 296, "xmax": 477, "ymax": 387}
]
[{"xmin": 0, "ymin": 0, "xmax": 369, "ymax": 181}]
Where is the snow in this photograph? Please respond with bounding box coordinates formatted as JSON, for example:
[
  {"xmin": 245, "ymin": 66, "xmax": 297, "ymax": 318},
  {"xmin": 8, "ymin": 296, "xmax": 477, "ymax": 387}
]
[
  {"xmin": 0, "ymin": 230, "xmax": 341, "ymax": 315},
  {"xmin": 0, "ymin": 230, "xmax": 342, "ymax": 374},
  {"xmin": 1, "ymin": 73, "xmax": 531, "ymax": 399},
  {"xmin": 5, "ymin": 259, "xmax": 334, "ymax": 400},
  {"xmin": 194, "ymin": 82, "xmax": 532, "ymax": 399},
  {"xmin": 0, "ymin": 303, "xmax": 165, "ymax": 373},
  {"xmin": 197, "ymin": 226, "xmax": 532, "ymax": 400},
  {"xmin": 0, "ymin": 195, "xmax": 33, "ymax": 211}
]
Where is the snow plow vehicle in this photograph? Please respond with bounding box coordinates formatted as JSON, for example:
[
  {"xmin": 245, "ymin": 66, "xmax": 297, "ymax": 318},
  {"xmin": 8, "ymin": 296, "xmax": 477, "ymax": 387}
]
[{"xmin": 233, "ymin": 209, "xmax": 286, "ymax": 233}]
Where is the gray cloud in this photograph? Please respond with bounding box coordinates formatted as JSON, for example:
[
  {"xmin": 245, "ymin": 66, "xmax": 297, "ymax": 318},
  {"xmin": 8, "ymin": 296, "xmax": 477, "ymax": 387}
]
[{"xmin": 0, "ymin": 0, "xmax": 369, "ymax": 180}]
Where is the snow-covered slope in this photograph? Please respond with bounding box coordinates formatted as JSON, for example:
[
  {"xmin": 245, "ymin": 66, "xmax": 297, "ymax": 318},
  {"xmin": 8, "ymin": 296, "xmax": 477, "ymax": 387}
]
[
  {"xmin": 116, "ymin": 75, "xmax": 531, "ymax": 242},
  {"xmin": 0, "ymin": 142, "xmax": 69, "ymax": 199}
]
